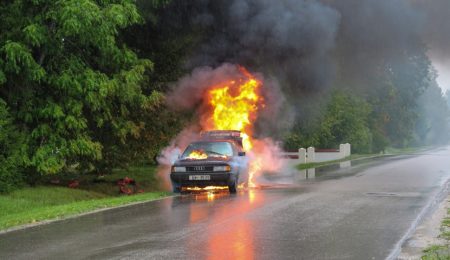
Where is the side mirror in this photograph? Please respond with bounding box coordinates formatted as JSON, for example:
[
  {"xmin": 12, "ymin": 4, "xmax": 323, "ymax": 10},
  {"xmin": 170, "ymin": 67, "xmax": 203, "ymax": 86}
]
[{"xmin": 238, "ymin": 151, "xmax": 246, "ymax": 156}]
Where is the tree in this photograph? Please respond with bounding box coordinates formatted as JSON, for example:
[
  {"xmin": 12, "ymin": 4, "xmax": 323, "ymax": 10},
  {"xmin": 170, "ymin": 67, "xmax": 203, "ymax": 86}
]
[
  {"xmin": 0, "ymin": 99, "xmax": 26, "ymax": 193},
  {"xmin": 283, "ymin": 91, "xmax": 373, "ymax": 153},
  {"xmin": 415, "ymin": 75, "xmax": 450, "ymax": 145},
  {"xmin": 0, "ymin": 0, "xmax": 163, "ymax": 177},
  {"xmin": 317, "ymin": 91, "xmax": 373, "ymax": 153}
]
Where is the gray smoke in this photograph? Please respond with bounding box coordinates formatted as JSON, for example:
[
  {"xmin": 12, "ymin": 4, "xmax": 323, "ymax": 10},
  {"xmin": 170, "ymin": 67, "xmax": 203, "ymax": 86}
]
[
  {"xmin": 414, "ymin": 0, "xmax": 450, "ymax": 61},
  {"xmin": 188, "ymin": 0, "xmax": 341, "ymax": 95},
  {"xmin": 166, "ymin": 64, "xmax": 242, "ymax": 110},
  {"xmin": 164, "ymin": 0, "xmax": 450, "ymax": 137},
  {"xmin": 183, "ymin": 0, "xmax": 450, "ymax": 89}
]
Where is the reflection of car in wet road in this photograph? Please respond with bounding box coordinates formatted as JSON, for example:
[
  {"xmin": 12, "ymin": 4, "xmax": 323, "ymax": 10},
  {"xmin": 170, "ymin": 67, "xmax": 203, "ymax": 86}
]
[{"xmin": 170, "ymin": 130, "xmax": 249, "ymax": 193}]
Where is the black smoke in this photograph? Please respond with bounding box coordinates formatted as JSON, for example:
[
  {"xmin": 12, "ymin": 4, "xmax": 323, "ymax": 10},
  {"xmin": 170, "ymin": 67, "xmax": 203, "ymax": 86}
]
[
  {"xmin": 161, "ymin": 0, "xmax": 450, "ymax": 138},
  {"xmin": 188, "ymin": 0, "xmax": 340, "ymax": 96}
]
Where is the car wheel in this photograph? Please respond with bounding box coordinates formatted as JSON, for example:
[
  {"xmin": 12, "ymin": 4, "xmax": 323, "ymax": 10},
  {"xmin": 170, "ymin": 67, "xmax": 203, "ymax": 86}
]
[
  {"xmin": 228, "ymin": 179, "xmax": 237, "ymax": 193},
  {"xmin": 172, "ymin": 185, "xmax": 181, "ymax": 193}
]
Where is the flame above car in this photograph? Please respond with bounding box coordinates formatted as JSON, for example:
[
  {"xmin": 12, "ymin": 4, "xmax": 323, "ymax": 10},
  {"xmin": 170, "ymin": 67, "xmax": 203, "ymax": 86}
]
[{"xmin": 202, "ymin": 67, "xmax": 263, "ymax": 151}]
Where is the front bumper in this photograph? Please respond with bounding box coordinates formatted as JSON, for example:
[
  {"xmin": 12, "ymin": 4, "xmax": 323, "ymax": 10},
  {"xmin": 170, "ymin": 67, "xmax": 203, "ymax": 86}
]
[{"xmin": 170, "ymin": 172, "xmax": 235, "ymax": 187}]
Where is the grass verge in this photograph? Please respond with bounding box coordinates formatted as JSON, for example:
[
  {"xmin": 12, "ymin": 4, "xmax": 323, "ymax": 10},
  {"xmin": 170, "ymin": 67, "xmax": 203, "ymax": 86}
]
[
  {"xmin": 296, "ymin": 154, "xmax": 378, "ymax": 170},
  {"xmin": 422, "ymin": 208, "xmax": 450, "ymax": 259},
  {"xmin": 384, "ymin": 146, "xmax": 431, "ymax": 155},
  {"xmin": 0, "ymin": 165, "xmax": 171, "ymax": 231}
]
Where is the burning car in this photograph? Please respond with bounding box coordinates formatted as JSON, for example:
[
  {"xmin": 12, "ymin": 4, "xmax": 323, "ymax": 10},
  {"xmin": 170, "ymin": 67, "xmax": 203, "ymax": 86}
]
[{"xmin": 170, "ymin": 130, "xmax": 249, "ymax": 193}]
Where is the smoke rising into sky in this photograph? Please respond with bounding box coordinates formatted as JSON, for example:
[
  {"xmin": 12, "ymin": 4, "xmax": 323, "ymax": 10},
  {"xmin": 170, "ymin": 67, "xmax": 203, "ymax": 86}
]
[
  {"xmin": 417, "ymin": 0, "xmax": 450, "ymax": 92},
  {"xmin": 183, "ymin": 0, "xmax": 450, "ymax": 93},
  {"xmin": 188, "ymin": 0, "xmax": 340, "ymax": 95}
]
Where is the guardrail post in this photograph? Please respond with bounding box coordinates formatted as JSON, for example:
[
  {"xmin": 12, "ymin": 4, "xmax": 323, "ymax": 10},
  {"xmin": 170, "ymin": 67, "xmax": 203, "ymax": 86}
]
[
  {"xmin": 345, "ymin": 143, "xmax": 351, "ymax": 156},
  {"xmin": 339, "ymin": 144, "xmax": 345, "ymax": 159},
  {"xmin": 298, "ymin": 148, "xmax": 306, "ymax": 164},
  {"xmin": 307, "ymin": 147, "xmax": 315, "ymax": 163}
]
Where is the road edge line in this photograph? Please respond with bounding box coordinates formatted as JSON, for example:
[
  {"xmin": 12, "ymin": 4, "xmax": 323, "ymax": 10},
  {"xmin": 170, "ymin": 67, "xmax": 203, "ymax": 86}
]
[{"xmin": 386, "ymin": 176, "xmax": 450, "ymax": 260}]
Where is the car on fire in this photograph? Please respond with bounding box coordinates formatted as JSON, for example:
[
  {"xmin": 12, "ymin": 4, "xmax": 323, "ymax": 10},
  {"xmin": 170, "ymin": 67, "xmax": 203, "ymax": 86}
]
[{"xmin": 170, "ymin": 130, "xmax": 249, "ymax": 193}]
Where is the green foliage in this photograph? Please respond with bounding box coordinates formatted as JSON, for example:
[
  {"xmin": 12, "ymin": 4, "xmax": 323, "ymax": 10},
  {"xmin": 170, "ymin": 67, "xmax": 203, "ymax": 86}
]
[
  {"xmin": 125, "ymin": 0, "xmax": 202, "ymax": 92},
  {"xmin": 317, "ymin": 91, "xmax": 373, "ymax": 153},
  {"xmin": 415, "ymin": 75, "xmax": 450, "ymax": 146},
  {"xmin": 0, "ymin": 0, "xmax": 165, "ymax": 178},
  {"xmin": 0, "ymin": 100, "xmax": 26, "ymax": 193},
  {"xmin": 283, "ymin": 91, "xmax": 373, "ymax": 153},
  {"xmin": 422, "ymin": 245, "xmax": 450, "ymax": 260},
  {"xmin": 282, "ymin": 133, "xmax": 303, "ymax": 151},
  {"xmin": 370, "ymin": 129, "xmax": 389, "ymax": 153}
]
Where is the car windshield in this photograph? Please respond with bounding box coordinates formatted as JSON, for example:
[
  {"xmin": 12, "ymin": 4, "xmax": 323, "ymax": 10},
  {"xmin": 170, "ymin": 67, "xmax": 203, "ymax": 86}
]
[{"xmin": 181, "ymin": 142, "xmax": 233, "ymax": 159}]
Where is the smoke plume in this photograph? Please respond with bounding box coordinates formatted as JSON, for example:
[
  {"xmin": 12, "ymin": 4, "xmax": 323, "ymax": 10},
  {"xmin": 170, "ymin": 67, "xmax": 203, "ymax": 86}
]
[
  {"xmin": 175, "ymin": 0, "xmax": 450, "ymax": 96},
  {"xmin": 188, "ymin": 0, "xmax": 340, "ymax": 95}
]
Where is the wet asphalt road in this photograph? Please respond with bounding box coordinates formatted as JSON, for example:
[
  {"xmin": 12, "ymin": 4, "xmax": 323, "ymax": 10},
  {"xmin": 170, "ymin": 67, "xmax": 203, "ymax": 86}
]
[{"xmin": 1, "ymin": 147, "xmax": 450, "ymax": 260}]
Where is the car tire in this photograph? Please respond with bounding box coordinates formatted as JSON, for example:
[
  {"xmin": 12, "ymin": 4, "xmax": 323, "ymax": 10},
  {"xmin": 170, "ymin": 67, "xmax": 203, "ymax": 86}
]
[
  {"xmin": 173, "ymin": 185, "xmax": 181, "ymax": 193},
  {"xmin": 228, "ymin": 179, "xmax": 237, "ymax": 194}
]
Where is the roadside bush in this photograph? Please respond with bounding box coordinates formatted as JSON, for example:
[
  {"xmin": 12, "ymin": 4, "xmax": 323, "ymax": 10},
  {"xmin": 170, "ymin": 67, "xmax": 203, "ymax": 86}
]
[
  {"xmin": 0, "ymin": 100, "xmax": 26, "ymax": 193},
  {"xmin": 317, "ymin": 91, "xmax": 373, "ymax": 153}
]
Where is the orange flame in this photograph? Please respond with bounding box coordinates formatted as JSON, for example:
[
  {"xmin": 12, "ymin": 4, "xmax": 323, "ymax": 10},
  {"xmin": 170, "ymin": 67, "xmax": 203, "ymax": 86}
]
[
  {"xmin": 203, "ymin": 67, "xmax": 264, "ymax": 187},
  {"xmin": 185, "ymin": 186, "xmax": 229, "ymax": 191},
  {"xmin": 205, "ymin": 68, "xmax": 263, "ymax": 151},
  {"xmin": 187, "ymin": 149, "xmax": 208, "ymax": 160}
]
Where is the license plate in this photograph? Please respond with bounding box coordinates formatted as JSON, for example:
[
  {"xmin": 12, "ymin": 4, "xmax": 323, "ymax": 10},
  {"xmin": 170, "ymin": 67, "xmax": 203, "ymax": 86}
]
[{"xmin": 189, "ymin": 175, "xmax": 211, "ymax": 181}]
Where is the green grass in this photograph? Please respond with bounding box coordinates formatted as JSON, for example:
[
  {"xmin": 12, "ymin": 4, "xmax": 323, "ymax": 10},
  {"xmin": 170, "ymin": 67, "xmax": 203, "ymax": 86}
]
[
  {"xmin": 422, "ymin": 245, "xmax": 450, "ymax": 260},
  {"xmin": 0, "ymin": 165, "xmax": 171, "ymax": 230},
  {"xmin": 384, "ymin": 146, "xmax": 430, "ymax": 155},
  {"xmin": 77, "ymin": 166, "xmax": 163, "ymax": 196},
  {"xmin": 296, "ymin": 154, "xmax": 378, "ymax": 170},
  {"xmin": 422, "ymin": 209, "xmax": 450, "ymax": 259}
]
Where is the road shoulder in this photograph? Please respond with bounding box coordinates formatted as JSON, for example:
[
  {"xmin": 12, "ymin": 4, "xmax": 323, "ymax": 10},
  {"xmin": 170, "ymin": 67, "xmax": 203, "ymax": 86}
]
[{"xmin": 399, "ymin": 193, "xmax": 450, "ymax": 259}]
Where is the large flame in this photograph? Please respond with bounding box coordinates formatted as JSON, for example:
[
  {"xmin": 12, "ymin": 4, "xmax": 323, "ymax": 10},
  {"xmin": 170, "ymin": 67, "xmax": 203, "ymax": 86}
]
[
  {"xmin": 204, "ymin": 67, "xmax": 262, "ymax": 151},
  {"xmin": 203, "ymin": 67, "xmax": 264, "ymax": 187}
]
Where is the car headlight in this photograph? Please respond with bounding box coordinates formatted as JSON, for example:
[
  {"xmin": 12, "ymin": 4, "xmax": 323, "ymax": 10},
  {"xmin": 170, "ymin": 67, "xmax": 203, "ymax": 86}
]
[
  {"xmin": 172, "ymin": 166, "xmax": 186, "ymax": 172},
  {"xmin": 213, "ymin": 165, "xmax": 231, "ymax": 172}
]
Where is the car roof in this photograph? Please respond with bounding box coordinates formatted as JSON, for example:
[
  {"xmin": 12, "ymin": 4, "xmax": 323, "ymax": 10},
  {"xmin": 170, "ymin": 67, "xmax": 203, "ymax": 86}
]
[
  {"xmin": 189, "ymin": 140, "xmax": 234, "ymax": 145},
  {"xmin": 188, "ymin": 140, "xmax": 242, "ymax": 150}
]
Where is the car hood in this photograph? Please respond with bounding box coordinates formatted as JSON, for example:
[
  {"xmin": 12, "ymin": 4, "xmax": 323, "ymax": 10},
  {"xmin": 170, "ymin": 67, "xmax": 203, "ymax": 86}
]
[{"xmin": 174, "ymin": 157, "xmax": 231, "ymax": 166}]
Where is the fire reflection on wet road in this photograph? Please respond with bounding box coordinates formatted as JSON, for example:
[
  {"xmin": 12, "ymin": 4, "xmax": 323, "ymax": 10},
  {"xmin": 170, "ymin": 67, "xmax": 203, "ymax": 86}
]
[
  {"xmin": 1, "ymin": 148, "xmax": 450, "ymax": 260},
  {"xmin": 185, "ymin": 189, "xmax": 261, "ymax": 260}
]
